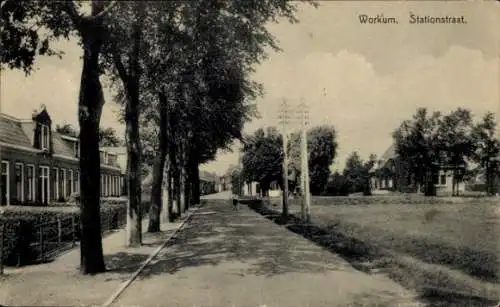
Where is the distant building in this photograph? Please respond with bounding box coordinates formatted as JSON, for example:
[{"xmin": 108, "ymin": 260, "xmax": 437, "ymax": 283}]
[
  {"xmin": 99, "ymin": 146, "xmax": 127, "ymax": 195},
  {"xmin": 372, "ymin": 143, "xmax": 465, "ymax": 194},
  {"xmin": 0, "ymin": 106, "xmax": 123, "ymax": 206},
  {"xmin": 199, "ymin": 171, "xmax": 218, "ymax": 195}
]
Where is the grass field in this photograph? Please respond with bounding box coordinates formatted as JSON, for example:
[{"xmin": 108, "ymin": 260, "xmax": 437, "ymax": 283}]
[{"xmin": 260, "ymin": 197, "xmax": 500, "ymax": 305}]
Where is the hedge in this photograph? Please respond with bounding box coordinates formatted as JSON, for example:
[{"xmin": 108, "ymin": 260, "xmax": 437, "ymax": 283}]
[
  {"xmin": 0, "ymin": 199, "xmax": 132, "ymax": 266},
  {"xmin": 267, "ymin": 195, "xmax": 498, "ymax": 207}
]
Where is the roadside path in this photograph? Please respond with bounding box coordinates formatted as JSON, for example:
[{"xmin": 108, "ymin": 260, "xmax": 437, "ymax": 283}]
[{"xmin": 113, "ymin": 200, "xmax": 420, "ymax": 307}]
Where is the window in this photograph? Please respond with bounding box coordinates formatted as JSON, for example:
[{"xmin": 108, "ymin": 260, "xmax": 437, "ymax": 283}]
[
  {"xmin": 39, "ymin": 166, "xmax": 50, "ymax": 204},
  {"xmin": 74, "ymin": 141, "xmax": 80, "ymax": 158},
  {"xmin": 15, "ymin": 163, "xmax": 24, "ymax": 202},
  {"xmin": 69, "ymin": 169, "xmax": 74, "ymax": 195},
  {"xmin": 60, "ymin": 169, "xmax": 67, "ymax": 198},
  {"xmin": 75, "ymin": 171, "xmax": 80, "ymax": 193},
  {"xmin": 27, "ymin": 165, "xmax": 35, "ymax": 202},
  {"xmin": 1, "ymin": 161, "xmax": 10, "ymax": 206},
  {"xmin": 107, "ymin": 175, "xmax": 111, "ymax": 196},
  {"xmin": 53, "ymin": 168, "xmax": 59, "ymax": 200},
  {"xmin": 108, "ymin": 154, "xmax": 117, "ymax": 165},
  {"xmin": 40, "ymin": 124, "xmax": 50, "ymax": 150},
  {"xmin": 440, "ymin": 174, "xmax": 446, "ymax": 185}
]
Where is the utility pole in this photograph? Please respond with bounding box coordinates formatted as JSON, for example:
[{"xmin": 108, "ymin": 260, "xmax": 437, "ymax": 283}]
[
  {"xmin": 278, "ymin": 99, "xmax": 289, "ymax": 217},
  {"xmin": 238, "ymin": 141, "xmax": 243, "ymax": 197},
  {"xmin": 299, "ymin": 100, "xmax": 311, "ymax": 222},
  {"xmin": 0, "ymin": 89, "xmax": 3, "ymax": 207}
]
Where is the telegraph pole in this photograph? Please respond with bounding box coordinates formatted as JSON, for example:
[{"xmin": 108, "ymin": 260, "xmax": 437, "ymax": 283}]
[
  {"xmin": 278, "ymin": 99, "xmax": 289, "ymax": 217},
  {"xmin": 299, "ymin": 100, "xmax": 311, "ymax": 222}
]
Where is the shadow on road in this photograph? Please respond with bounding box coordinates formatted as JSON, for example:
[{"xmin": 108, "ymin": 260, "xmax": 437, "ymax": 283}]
[
  {"xmin": 246, "ymin": 200, "xmax": 499, "ymax": 307},
  {"xmin": 136, "ymin": 200, "xmax": 352, "ymax": 279}
]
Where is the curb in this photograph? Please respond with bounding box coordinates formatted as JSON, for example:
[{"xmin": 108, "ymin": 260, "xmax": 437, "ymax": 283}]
[{"xmin": 102, "ymin": 205, "xmax": 201, "ymax": 307}]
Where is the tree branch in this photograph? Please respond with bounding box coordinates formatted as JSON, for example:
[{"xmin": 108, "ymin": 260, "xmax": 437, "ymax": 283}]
[
  {"xmin": 112, "ymin": 51, "xmax": 131, "ymax": 97},
  {"xmin": 88, "ymin": 0, "xmax": 118, "ymax": 21},
  {"xmin": 60, "ymin": 1, "xmax": 83, "ymax": 24}
]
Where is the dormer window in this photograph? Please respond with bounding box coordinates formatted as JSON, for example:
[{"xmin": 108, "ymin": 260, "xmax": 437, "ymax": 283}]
[{"xmin": 40, "ymin": 124, "xmax": 50, "ymax": 150}]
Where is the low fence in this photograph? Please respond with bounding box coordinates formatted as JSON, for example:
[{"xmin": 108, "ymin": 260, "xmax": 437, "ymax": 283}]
[{"xmin": 0, "ymin": 206, "xmax": 127, "ymax": 275}]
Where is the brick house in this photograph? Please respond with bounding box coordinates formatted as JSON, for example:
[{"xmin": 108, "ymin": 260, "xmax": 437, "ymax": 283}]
[
  {"xmin": 372, "ymin": 143, "xmax": 465, "ymax": 194},
  {"xmin": 0, "ymin": 106, "xmax": 123, "ymax": 206}
]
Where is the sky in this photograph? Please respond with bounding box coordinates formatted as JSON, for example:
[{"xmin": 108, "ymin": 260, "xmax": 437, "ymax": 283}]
[{"xmin": 1, "ymin": 1, "xmax": 499, "ymax": 176}]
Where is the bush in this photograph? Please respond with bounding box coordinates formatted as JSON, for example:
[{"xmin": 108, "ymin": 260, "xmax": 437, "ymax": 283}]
[
  {"xmin": 0, "ymin": 199, "xmax": 127, "ymax": 266},
  {"xmin": 465, "ymin": 183, "xmax": 487, "ymax": 192},
  {"xmin": 322, "ymin": 174, "xmax": 350, "ymax": 196},
  {"xmin": 284, "ymin": 195, "xmax": 462, "ymax": 206}
]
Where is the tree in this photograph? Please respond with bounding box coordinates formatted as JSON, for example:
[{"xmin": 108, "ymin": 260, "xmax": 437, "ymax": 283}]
[
  {"xmin": 56, "ymin": 123, "xmax": 78, "ymax": 137},
  {"xmin": 99, "ymin": 127, "xmax": 122, "ymax": 147},
  {"xmin": 437, "ymin": 108, "xmax": 474, "ymax": 196},
  {"xmin": 241, "ymin": 127, "xmax": 283, "ymax": 197},
  {"xmin": 135, "ymin": 0, "xmax": 311, "ymax": 230},
  {"xmin": 343, "ymin": 152, "xmax": 365, "ymax": 194},
  {"xmin": 362, "ymin": 154, "xmax": 377, "ymax": 196},
  {"xmin": 323, "ymin": 171, "xmax": 350, "ymax": 196},
  {"xmin": 342, "ymin": 152, "xmax": 376, "ymax": 195},
  {"xmin": 57, "ymin": 123, "xmax": 122, "ymax": 147},
  {"xmin": 393, "ymin": 108, "xmax": 442, "ymax": 196},
  {"xmin": 471, "ymin": 112, "xmax": 500, "ymax": 196},
  {"xmin": 308, "ymin": 125, "xmax": 337, "ymax": 195},
  {"xmin": 288, "ymin": 125, "xmax": 337, "ymax": 195},
  {"xmin": 1, "ymin": 0, "xmax": 154, "ymax": 273},
  {"xmin": 104, "ymin": 2, "xmax": 147, "ymax": 246}
]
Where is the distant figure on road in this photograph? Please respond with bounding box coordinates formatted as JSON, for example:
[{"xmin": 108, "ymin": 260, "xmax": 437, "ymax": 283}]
[{"xmin": 232, "ymin": 195, "xmax": 239, "ymax": 210}]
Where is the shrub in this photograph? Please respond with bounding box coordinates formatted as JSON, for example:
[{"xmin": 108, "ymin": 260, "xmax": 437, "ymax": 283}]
[
  {"xmin": 465, "ymin": 183, "xmax": 487, "ymax": 192},
  {"xmin": 322, "ymin": 173, "xmax": 350, "ymax": 196},
  {"xmin": 0, "ymin": 199, "xmax": 127, "ymax": 266}
]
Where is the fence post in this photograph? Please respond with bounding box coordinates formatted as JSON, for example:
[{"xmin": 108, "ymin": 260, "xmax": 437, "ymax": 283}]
[
  {"xmin": 57, "ymin": 216, "xmax": 62, "ymax": 243},
  {"xmin": 39, "ymin": 224, "xmax": 44, "ymax": 263},
  {"xmin": 0, "ymin": 224, "xmax": 4, "ymax": 275},
  {"xmin": 71, "ymin": 216, "xmax": 76, "ymax": 247},
  {"xmin": 16, "ymin": 220, "xmax": 21, "ymax": 267}
]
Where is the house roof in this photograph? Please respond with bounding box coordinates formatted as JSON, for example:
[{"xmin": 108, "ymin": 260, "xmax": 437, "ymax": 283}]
[
  {"xmin": 0, "ymin": 114, "xmax": 33, "ymax": 148},
  {"xmin": 380, "ymin": 144, "xmax": 396, "ymax": 161},
  {"xmin": 0, "ymin": 112, "xmax": 120, "ymax": 169},
  {"xmin": 0, "ymin": 113, "xmax": 78, "ymax": 158}
]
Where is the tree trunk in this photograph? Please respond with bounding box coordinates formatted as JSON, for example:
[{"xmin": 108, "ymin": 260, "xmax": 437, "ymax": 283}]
[
  {"xmin": 183, "ymin": 165, "xmax": 190, "ymax": 212},
  {"xmin": 424, "ymin": 168, "xmax": 437, "ymax": 197},
  {"xmin": 148, "ymin": 93, "xmax": 168, "ymax": 232},
  {"xmin": 181, "ymin": 140, "xmax": 189, "ymax": 212},
  {"xmin": 167, "ymin": 163, "xmax": 175, "ymax": 222},
  {"xmin": 179, "ymin": 141, "xmax": 186, "ymax": 213},
  {"xmin": 124, "ymin": 4, "xmax": 144, "ymax": 247},
  {"xmin": 77, "ymin": 3, "xmax": 107, "ymax": 274},
  {"xmin": 160, "ymin": 156, "xmax": 169, "ymax": 223},
  {"xmin": 190, "ymin": 158, "xmax": 201, "ymax": 206},
  {"xmin": 486, "ymin": 162, "xmax": 494, "ymax": 196},
  {"xmin": 172, "ymin": 140, "xmax": 181, "ymax": 217}
]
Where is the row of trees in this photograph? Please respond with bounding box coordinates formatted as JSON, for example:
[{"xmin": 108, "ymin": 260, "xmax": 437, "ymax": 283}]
[
  {"xmin": 393, "ymin": 108, "xmax": 500, "ymax": 196},
  {"xmin": 2, "ymin": 0, "xmax": 316, "ymax": 274},
  {"xmin": 239, "ymin": 125, "xmax": 338, "ymax": 197}
]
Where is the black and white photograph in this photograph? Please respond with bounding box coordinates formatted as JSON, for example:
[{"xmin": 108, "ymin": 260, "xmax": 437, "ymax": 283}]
[{"xmin": 0, "ymin": 1, "xmax": 499, "ymax": 306}]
